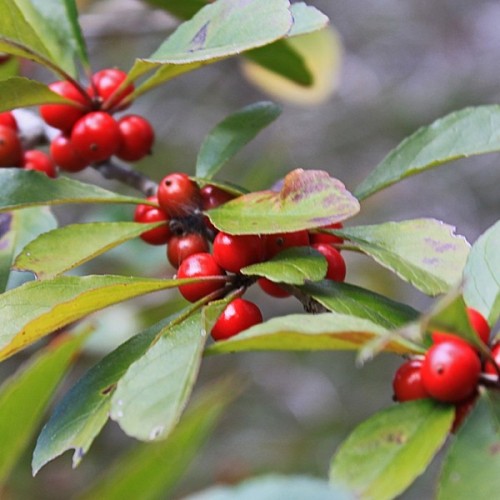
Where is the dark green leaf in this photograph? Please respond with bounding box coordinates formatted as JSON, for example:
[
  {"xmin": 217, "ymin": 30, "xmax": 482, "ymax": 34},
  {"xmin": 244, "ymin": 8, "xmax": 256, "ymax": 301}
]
[
  {"xmin": 438, "ymin": 391, "xmax": 500, "ymax": 500},
  {"xmin": 329, "ymin": 400, "xmax": 454, "ymax": 500},
  {"xmin": 337, "ymin": 219, "xmax": 470, "ymax": 295},
  {"xmin": 0, "ymin": 330, "xmax": 88, "ymax": 482},
  {"xmin": 0, "ymin": 169, "xmax": 145, "ymax": 213},
  {"xmin": 143, "ymin": 0, "xmax": 208, "ymax": 19},
  {"xmin": 196, "ymin": 101, "xmax": 281, "ymax": 179},
  {"xmin": 207, "ymin": 169, "xmax": 360, "ymax": 234},
  {"xmin": 355, "ymin": 105, "xmax": 500, "ymax": 200},
  {"xmin": 0, "ymin": 55, "xmax": 19, "ymax": 80}
]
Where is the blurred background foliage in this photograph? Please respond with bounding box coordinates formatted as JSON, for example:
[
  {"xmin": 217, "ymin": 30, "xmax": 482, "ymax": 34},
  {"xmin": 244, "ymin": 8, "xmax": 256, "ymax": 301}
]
[{"xmin": 1, "ymin": 0, "xmax": 499, "ymax": 498}]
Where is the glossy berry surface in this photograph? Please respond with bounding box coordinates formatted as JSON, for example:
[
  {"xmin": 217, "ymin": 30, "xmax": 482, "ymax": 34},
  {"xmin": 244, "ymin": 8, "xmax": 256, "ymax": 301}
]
[
  {"xmin": 211, "ymin": 298, "xmax": 263, "ymax": 341},
  {"xmin": 40, "ymin": 81, "xmax": 88, "ymax": 132},
  {"xmin": 134, "ymin": 197, "xmax": 171, "ymax": 245},
  {"xmin": 484, "ymin": 343, "xmax": 500, "ymax": 376},
  {"xmin": 466, "ymin": 307, "xmax": 490, "ymax": 345},
  {"xmin": 421, "ymin": 340, "xmax": 481, "ymax": 403},
  {"xmin": 265, "ymin": 230, "xmax": 310, "ymax": 258},
  {"xmin": 71, "ymin": 111, "xmax": 121, "ymax": 163},
  {"xmin": 90, "ymin": 68, "xmax": 134, "ymax": 109},
  {"xmin": 0, "ymin": 111, "xmax": 18, "ymax": 131},
  {"xmin": 213, "ymin": 232, "xmax": 265, "ymax": 273},
  {"xmin": 312, "ymin": 243, "xmax": 346, "ymax": 282},
  {"xmin": 22, "ymin": 150, "xmax": 57, "ymax": 178},
  {"xmin": 157, "ymin": 173, "xmax": 201, "ymax": 217},
  {"xmin": 50, "ymin": 135, "xmax": 88, "ymax": 172},
  {"xmin": 116, "ymin": 115, "xmax": 154, "ymax": 162},
  {"xmin": 177, "ymin": 253, "xmax": 226, "ymax": 302},
  {"xmin": 167, "ymin": 233, "xmax": 209, "ymax": 268},
  {"xmin": 0, "ymin": 125, "xmax": 22, "ymax": 167},
  {"xmin": 257, "ymin": 278, "xmax": 291, "ymax": 298},
  {"xmin": 392, "ymin": 359, "xmax": 428, "ymax": 402},
  {"xmin": 200, "ymin": 185, "xmax": 235, "ymax": 210},
  {"xmin": 310, "ymin": 222, "xmax": 344, "ymax": 246}
]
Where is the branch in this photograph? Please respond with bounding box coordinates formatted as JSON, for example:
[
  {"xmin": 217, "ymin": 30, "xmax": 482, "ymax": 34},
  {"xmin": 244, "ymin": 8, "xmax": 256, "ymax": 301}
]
[{"xmin": 286, "ymin": 284, "xmax": 329, "ymax": 314}]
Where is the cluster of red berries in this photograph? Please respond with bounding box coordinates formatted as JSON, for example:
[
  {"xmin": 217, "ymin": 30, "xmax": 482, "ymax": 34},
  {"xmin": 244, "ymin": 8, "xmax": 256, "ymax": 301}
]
[
  {"xmin": 40, "ymin": 69, "xmax": 154, "ymax": 172},
  {"xmin": 0, "ymin": 111, "xmax": 57, "ymax": 177},
  {"xmin": 134, "ymin": 172, "xmax": 347, "ymax": 341},
  {"xmin": 393, "ymin": 307, "xmax": 498, "ymax": 429}
]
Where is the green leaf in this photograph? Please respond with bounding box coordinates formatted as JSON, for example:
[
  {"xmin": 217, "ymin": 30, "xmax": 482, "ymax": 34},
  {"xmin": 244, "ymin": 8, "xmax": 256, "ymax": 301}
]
[
  {"xmin": 130, "ymin": 0, "xmax": 294, "ymax": 95},
  {"xmin": 0, "ymin": 55, "xmax": 19, "ymax": 80},
  {"xmin": 0, "ymin": 212, "xmax": 15, "ymax": 292},
  {"xmin": 14, "ymin": 221, "xmax": 163, "ymax": 280},
  {"xmin": 0, "ymin": 274, "xmax": 202, "ymax": 360},
  {"xmin": 195, "ymin": 101, "xmax": 281, "ymax": 179},
  {"xmin": 185, "ymin": 475, "xmax": 353, "ymax": 500},
  {"xmin": 300, "ymin": 280, "xmax": 420, "ymax": 329},
  {"xmin": 241, "ymin": 246, "xmax": 327, "ymax": 284},
  {"xmin": 287, "ymin": 2, "xmax": 330, "ymax": 37},
  {"xmin": 0, "ymin": 169, "xmax": 146, "ymax": 213},
  {"xmin": 110, "ymin": 311, "xmax": 207, "ymax": 441},
  {"xmin": 0, "ymin": 330, "xmax": 88, "ymax": 482},
  {"xmin": 463, "ymin": 220, "xmax": 500, "ymax": 325},
  {"xmin": 438, "ymin": 391, "xmax": 500, "ymax": 500},
  {"xmin": 207, "ymin": 169, "xmax": 360, "ymax": 235},
  {"xmin": 78, "ymin": 379, "xmax": 239, "ymax": 500},
  {"xmin": 355, "ymin": 105, "xmax": 500, "ymax": 200},
  {"xmin": 206, "ymin": 312, "xmax": 418, "ymax": 356},
  {"xmin": 143, "ymin": 0, "xmax": 208, "ymax": 20},
  {"xmin": 329, "ymin": 400, "xmax": 455, "ymax": 500},
  {"xmin": 338, "ymin": 219, "xmax": 470, "ymax": 295}
]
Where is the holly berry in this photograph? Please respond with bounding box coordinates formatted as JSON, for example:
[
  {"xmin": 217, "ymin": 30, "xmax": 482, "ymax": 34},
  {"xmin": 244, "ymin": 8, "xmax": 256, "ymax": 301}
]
[
  {"xmin": 310, "ymin": 222, "xmax": 344, "ymax": 246},
  {"xmin": 265, "ymin": 230, "xmax": 310, "ymax": 258},
  {"xmin": 177, "ymin": 253, "xmax": 226, "ymax": 302},
  {"xmin": 466, "ymin": 307, "xmax": 490, "ymax": 345},
  {"xmin": 116, "ymin": 115, "xmax": 154, "ymax": 162},
  {"xmin": 89, "ymin": 68, "xmax": 134, "ymax": 110},
  {"xmin": 157, "ymin": 173, "xmax": 201, "ymax": 217},
  {"xmin": 212, "ymin": 232, "xmax": 265, "ymax": 273},
  {"xmin": 312, "ymin": 243, "xmax": 346, "ymax": 282},
  {"xmin": 0, "ymin": 125, "xmax": 22, "ymax": 167},
  {"xmin": 22, "ymin": 150, "xmax": 57, "ymax": 178},
  {"xmin": 484, "ymin": 342, "xmax": 500, "ymax": 376},
  {"xmin": 167, "ymin": 233, "xmax": 209, "ymax": 268},
  {"xmin": 0, "ymin": 111, "xmax": 18, "ymax": 131},
  {"xmin": 71, "ymin": 111, "xmax": 121, "ymax": 163},
  {"xmin": 392, "ymin": 359, "xmax": 429, "ymax": 402},
  {"xmin": 50, "ymin": 135, "xmax": 88, "ymax": 172},
  {"xmin": 421, "ymin": 340, "xmax": 481, "ymax": 403},
  {"xmin": 39, "ymin": 81, "xmax": 89, "ymax": 132},
  {"xmin": 134, "ymin": 197, "xmax": 171, "ymax": 245},
  {"xmin": 200, "ymin": 185, "xmax": 235, "ymax": 210},
  {"xmin": 257, "ymin": 277, "xmax": 291, "ymax": 298},
  {"xmin": 211, "ymin": 298, "xmax": 263, "ymax": 341}
]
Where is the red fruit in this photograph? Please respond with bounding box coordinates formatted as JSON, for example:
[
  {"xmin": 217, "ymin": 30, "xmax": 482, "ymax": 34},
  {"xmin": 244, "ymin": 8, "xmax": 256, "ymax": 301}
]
[
  {"xmin": 312, "ymin": 243, "xmax": 346, "ymax": 282},
  {"xmin": 430, "ymin": 331, "xmax": 470, "ymax": 348},
  {"xmin": 39, "ymin": 81, "xmax": 89, "ymax": 132},
  {"xmin": 310, "ymin": 222, "xmax": 344, "ymax": 246},
  {"xmin": 22, "ymin": 150, "xmax": 57, "ymax": 178},
  {"xmin": 0, "ymin": 125, "xmax": 22, "ymax": 167},
  {"xmin": 211, "ymin": 298, "xmax": 263, "ymax": 341},
  {"xmin": 89, "ymin": 68, "xmax": 134, "ymax": 110},
  {"xmin": 167, "ymin": 233, "xmax": 209, "ymax": 268},
  {"xmin": 71, "ymin": 111, "xmax": 121, "ymax": 163},
  {"xmin": 257, "ymin": 277, "xmax": 291, "ymax": 298},
  {"xmin": 451, "ymin": 393, "xmax": 478, "ymax": 433},
  {"xmin": 212, "ymin": 232, "xmax": 265, "ymax": 273},
  {"xmin": 0, "ymin": 111, "xmax": 18, "ymax": 131},
  {"xmin": 421, "ymin": 340, "xmax": 481, "ymax": 403},
  {"xmin": 177, "ymin": 253, "xmax": 226, "ymax": 302},
  {"xmin": 265, "ymin": 230, "xmax": 310, "ymax": 258},
  {"xmin": 467, "ymin": 307, "xmax": 490, "ymax": 345},
  {"xmin": 134, "ymin": 197, "xmax": 171, "ymax": 245},
  {"xmin": 484, "ymin": 342, "xmax": 500, "ymax": 376},
  {"xmin": 392, "ymin": 359, "xmax": 429, "ymax": 402},
  {"xmin": 157, "ymin": 173, "xmax": 201, "ymax": 217},
  {"xmin": 50, "ymin": 135, "xmax": 88, "ymax": 172},
  {"xmin": 200, "ymin": 185, "xmax": 235, "ymax": 210},
  {"xmin": 116, "ymin": 115, "xmax": 154, "ymax": 162}
]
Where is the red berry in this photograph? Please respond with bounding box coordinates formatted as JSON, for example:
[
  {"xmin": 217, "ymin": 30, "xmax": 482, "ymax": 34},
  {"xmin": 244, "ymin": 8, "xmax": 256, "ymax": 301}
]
[
  {"xmin": 466, "ymin": 307, "xmax": 490, "ymax": 345},
  {"xmin": 167, "ymin": 233, "xmax": 209, "ymax": 268},
  {"xmin": 134, "ymin": 197, "xmax": 171, "ymax": 245},
  {"xmin": 177, "ymin": 253, "xmax": 226, "ymax": 302},
  {"xmin": 50, "ymin": 135, "xmax": 88, "ymax": 172},
  {"xmin": 22, "ymin": 150, "xmax": 57, "ymax": 178},
  {"xmin": 71, "ymin": 111, "xmax": 121, "ymax": 163},
  {"xmin": 200, "ymin": 185, "xmax": 235, "ymax": 210},
  {"xmin": 484, "ymin": 342, "xmax": 500, "ymax": 376},
  {"xmin": 212, "ymin": 232, "xmax": 266, "ymax": 273},
  {"xmin": 211, "ymin": 298, "xmax": 263, "ymax": 341},
  {"xmin": 430, "ymin": 330, "xmax": 470, "ymax": 348},
  {"xmin": 257, "ymin": 277, "xmax": 291, "ymax": 298},
  {"xmin": 157, "ymin": 173, "xmax": 201, "ymax": 217},
  {"xmin": 421, "ymin": 341, "xmax": 481, "ymax": 403},
  {"xmin": 89, "ymin": 68, "xmax": 134, "ymax": 110},
  {"xmin": 265, "ymin": 230, "xmax": 310, "ymax": 258},
  {"xmin": 451, "ymin": 393, "xmax": 478, "ymax": 433},
  {"xmin": 310, "ymin": 222, "xmax": 344, "ymax": 246},
  {"xmin": 116, "ymin": 115, "xmax": 154, "ymax": 162},
  {"xmin": 312, "ymin": 243, "xmax": 346, "ymax": 282},
  {"xmin": 39, "ymin": 81, "xmax": 89, "ymax": 132},
  {"xmin": 0, "ymin": 111, "xmax": 18, "ymax": 131},
  {"xmin": 392, "ymin": 359, "xmax": 429, "ymax": 402},
  {"xmin": 0, "ymin": 125, "xmax": 22, "ymax": 167}
]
